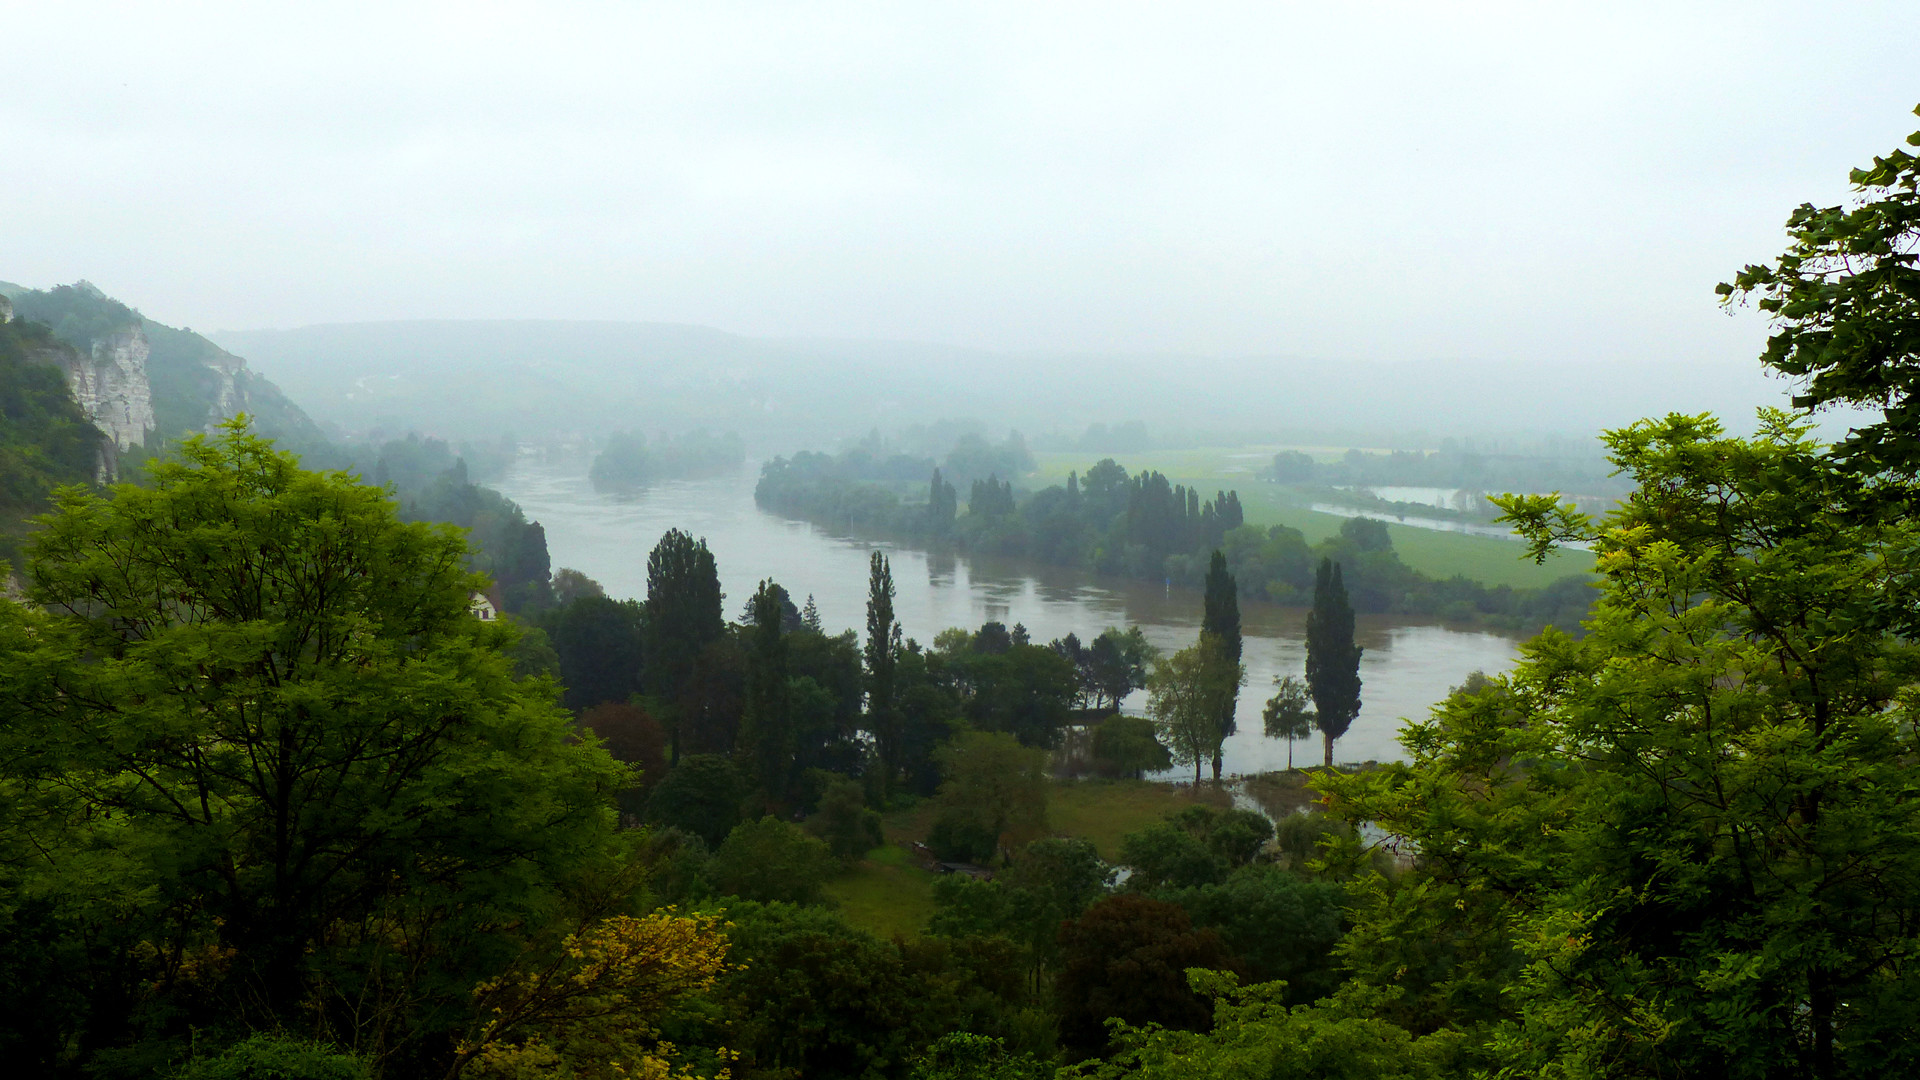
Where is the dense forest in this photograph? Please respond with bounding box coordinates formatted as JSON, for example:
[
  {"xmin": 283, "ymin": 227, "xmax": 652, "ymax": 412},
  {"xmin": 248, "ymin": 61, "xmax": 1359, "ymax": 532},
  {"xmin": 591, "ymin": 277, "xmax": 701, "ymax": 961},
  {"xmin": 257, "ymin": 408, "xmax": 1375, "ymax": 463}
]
[
  {"xmin": 1, "ymin": 111, "xmax": 1919, "ymax": 1080},
  {"xmin": 756, "ymin": 448, "xmax": 1594, "ymax": 635}
]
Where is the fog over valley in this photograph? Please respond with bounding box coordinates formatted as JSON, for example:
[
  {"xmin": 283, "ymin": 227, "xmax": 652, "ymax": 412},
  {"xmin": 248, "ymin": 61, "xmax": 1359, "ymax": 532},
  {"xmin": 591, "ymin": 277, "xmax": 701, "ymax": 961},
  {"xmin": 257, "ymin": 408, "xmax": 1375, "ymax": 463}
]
[{"xmin": 5, "ymin": 5, "xmax": 1920, "ymax": 1078}]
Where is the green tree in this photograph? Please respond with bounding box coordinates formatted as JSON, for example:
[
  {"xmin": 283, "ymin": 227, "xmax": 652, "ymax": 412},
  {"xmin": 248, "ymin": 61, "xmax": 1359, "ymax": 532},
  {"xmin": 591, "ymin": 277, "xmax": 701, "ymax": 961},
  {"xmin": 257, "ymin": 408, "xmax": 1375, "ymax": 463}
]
[
  {"xmin": 738, "ymin": 578, "xmax": 794, "ymax": 810},
  {"xmin": 806, "ymin": 773, "xmax": 885, "ymax": 865},
  {"xmin": 643, "ymin": 755, "xmax": 744, "ymax": 848},
  {"xmin": 1201, "ymin": 550, "xmax": 1243, "ymax": 782},
  {"xmin": 1718, "ymin": 105, "xmax": 1920, "ymax": 479},
  {"xmin": 865, "ymin": 551, "xmax": 903, "ymax": 797},
  {"xmin": 1091, "ymin": 714, "xmax": 1173, "ymax": 779},
  {"xmin": 933, "ymin": 732, "xmax": 1051, "ymax": 861},
  {"xmin": 1119, "ymin": 822, "xmax": 1228, "ymax": 893},
  {"xmin": 708, "ymin": 817, "xmax": 836, "ymax": 906},
  {"xmin": 543, "ymin": 595, "xmax": 644, "ymax": 714},
  {"xmin": 928, "ymin": 468, "xmax": 958, "ymax": 534},
  {"xmin": 1146, "ymin": 636, "xmax": 1245, "ymax": 789},
  {"xmin": 1092, "ymin": 971, "xmax": 1451, "ymax": 1080},
  {"xmin": 958, "ymin": 644, "xmax": 1079, "ymax": 748},
  {"xmin": 911, "ymin": 1033, "xmax": 1050, "ymax": 1080},
  {"xmin": 1157, "ymin": 865, "xmax": 1347, "ymax": 1003},
  {"xmin": 1087, "ymin": 627, "xmax": 1157, "ymax": 711},
  {"xmin": 1305, "ymin": 558, "xmax": 1362, "ymax": 768},
  {"xmin": 1054, "ymin": 895, "xmax": 1242, "ymax": 1057},
  {"xmin": 0, "ymin": 423, "xmax": 631, "ymax": 1072},
  {"xmin": 1261, "ymin": 675, "xmax": 1316, "ymax": 770},
  {"xmin": 701, "ymin": 901, "xmax": 1023, "ymax": 1080},
  {"xmin": 173, "ymin": 1033, "xmax": 373, "ymax": 1080},
  {"xmin": 642, "ymin": 528, "xmax": 724, "ymax": 761},
  {"xmin": 930, "ymin": 837, "xmax": 1112, "ymax": 991},
  {"xmin": 577, "ymin": 702, "xmax": 668, "ymax": 819},
  {"xmin": 1326, "ymin": 411, "xmax": 1920, "ymax": 1079}
]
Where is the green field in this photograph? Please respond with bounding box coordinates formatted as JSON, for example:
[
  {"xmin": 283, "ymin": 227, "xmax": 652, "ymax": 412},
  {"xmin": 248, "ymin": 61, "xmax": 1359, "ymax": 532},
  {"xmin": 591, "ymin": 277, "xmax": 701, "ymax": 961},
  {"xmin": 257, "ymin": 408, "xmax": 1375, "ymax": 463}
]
[
  {"xmin": 1031, "ymin": 448, "xmax": 1595, "ymax": 588},
  {"xmin": 821, "ymin": 842, "xmax": 940, "ymax": 939},
  {"xmin": 1045, "ymin": 778, "xmax": 1231, "ymax": 860}
]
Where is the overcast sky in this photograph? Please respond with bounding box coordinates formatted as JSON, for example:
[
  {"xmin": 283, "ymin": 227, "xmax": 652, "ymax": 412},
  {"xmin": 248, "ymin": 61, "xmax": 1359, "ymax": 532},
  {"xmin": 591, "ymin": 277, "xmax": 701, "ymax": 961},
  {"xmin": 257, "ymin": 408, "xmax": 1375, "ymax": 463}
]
[{"xmin": 5, "ymin": 2, "xmax": 1918, "ymax": 373}]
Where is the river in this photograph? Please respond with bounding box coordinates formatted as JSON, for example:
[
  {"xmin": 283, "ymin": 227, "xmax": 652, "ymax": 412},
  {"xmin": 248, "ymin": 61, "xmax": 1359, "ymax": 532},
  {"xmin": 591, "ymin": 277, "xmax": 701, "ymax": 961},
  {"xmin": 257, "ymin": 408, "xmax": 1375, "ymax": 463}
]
[{"xmin": 494, "ymin": 457, "xmax": 1522, "ymax": 775}]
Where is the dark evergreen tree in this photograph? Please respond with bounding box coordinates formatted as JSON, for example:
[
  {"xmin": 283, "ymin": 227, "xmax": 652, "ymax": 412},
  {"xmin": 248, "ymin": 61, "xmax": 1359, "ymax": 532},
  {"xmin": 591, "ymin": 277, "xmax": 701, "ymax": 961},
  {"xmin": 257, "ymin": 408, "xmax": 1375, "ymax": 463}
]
[
  {"xmin": 864, "ymin": 551, "xmax": 902, "ymax": 798},
  {"xmin": 1201, "ymin": 549, "xmax": 1242, "ymax": 781},
  {"xmin": 544, "ymin": 595, "xmax": 644, "ymax": 715},
  {"xmin": 1304, "ymin": 558, "xmax": 1363, "ymax": 768},
  {"xmin": 928, "ymin": 468, "xmax": 958, "ymax": 533},
  {"xmin": 643, "ymin": 528, "xmax": 725, "ymax": 761},
  {"xmin": 739, "ymin": 579, "xmax": 794, "ymax": 811}
]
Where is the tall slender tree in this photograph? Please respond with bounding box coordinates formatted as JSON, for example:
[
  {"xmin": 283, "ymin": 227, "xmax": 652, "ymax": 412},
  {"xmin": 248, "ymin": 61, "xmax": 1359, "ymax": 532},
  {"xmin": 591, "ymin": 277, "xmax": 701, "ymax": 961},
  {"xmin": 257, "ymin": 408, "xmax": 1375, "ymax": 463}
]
[
  {"xmin": 738, "ymin": 578, "xmax": 793, "ymax": 811},
  {"xmin": 1201, "ymin": 549, "xmax": 1242, "ymax": 781},
  {"xmin": 643, "ymin": 528, "xmax": 724, "ymax": 762},
  {"xmin": 1304, "ymin": 558, "xmax": 1362, "ymax": 768},
  {"xmin": 864, "ymin": 551, "xmax": 903, "ymax": 798}
]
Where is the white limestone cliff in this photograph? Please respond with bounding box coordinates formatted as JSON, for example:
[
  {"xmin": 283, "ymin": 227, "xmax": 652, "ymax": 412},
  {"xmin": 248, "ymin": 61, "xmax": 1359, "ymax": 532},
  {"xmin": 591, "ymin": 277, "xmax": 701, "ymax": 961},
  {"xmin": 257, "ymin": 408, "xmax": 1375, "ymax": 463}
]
[{"xmin": 65, "ymin": 327, "xmax": 155, "ymax": 453}]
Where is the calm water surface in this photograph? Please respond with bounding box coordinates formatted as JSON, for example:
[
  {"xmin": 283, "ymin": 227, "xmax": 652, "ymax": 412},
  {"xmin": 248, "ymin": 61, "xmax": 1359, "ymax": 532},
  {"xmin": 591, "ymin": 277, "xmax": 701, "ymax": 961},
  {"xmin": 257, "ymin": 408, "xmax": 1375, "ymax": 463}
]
[{"xmin": 495, "ymin": 457, "xmax": 1522, "ymax": 774}]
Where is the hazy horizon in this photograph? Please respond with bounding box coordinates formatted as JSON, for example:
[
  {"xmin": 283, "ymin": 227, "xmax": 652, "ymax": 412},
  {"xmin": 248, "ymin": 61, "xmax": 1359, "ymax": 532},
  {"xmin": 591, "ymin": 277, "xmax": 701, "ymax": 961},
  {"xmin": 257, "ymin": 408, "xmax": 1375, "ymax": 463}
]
[{"xmin": 7, "ymin": 2, "xmax": 1920, "ymax": 393}]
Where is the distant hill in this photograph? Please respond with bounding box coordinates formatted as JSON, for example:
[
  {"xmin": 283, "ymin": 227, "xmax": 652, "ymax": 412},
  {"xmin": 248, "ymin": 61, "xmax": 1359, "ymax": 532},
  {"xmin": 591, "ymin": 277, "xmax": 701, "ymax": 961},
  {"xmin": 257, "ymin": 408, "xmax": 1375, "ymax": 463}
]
[{"xmin": 214, "ymin": 319, "xmax": 1800, "ymax": 452}]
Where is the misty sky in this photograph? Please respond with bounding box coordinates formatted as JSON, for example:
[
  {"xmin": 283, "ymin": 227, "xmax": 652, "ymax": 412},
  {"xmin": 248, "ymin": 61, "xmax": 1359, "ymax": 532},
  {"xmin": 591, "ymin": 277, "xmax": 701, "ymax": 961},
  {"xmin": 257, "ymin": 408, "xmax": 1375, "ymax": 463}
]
[{"xmin": 6, "ymin": 2, "xmax": 1918, "ymax": 374}]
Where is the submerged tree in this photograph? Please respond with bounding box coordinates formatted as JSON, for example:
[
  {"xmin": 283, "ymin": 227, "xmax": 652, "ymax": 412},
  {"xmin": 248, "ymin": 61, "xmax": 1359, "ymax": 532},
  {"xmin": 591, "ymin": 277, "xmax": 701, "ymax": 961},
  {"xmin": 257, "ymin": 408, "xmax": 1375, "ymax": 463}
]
[
  {"xmin": 1261, "ymin": 674, "xmax": 1316, "ymax": 770},
  {"xmin": 1147, "ymin": 636, "xmax": 1245, "ymax": 790},
  {"xmin": 1305, "ymin": 558, "xmax": 1362, "ymax": 767}
]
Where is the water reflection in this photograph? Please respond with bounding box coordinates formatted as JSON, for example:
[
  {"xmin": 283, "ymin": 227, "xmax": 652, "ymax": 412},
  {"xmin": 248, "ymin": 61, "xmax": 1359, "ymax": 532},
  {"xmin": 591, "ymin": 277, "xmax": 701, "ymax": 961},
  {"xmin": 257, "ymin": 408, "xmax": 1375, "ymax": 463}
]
[{"xmin": 495, "ymin": 460, "xmax": 1522, "ymax": 772}]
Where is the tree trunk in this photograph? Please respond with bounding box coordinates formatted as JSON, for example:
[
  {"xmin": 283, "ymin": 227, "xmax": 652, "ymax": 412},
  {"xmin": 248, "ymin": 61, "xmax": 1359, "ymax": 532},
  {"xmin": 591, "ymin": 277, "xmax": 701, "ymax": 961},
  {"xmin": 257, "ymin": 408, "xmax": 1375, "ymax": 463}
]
[
  {"xmin": 1323, "ymin": 731, "xmax": 1333, "ymax": 769},
  {"xmin": 1210, "ymin": 748, "xmax": 1223, "ymax": 782},
  {"xmin": 1286, "ymin": 737, "xmax": 1294, "ymax": 771}
]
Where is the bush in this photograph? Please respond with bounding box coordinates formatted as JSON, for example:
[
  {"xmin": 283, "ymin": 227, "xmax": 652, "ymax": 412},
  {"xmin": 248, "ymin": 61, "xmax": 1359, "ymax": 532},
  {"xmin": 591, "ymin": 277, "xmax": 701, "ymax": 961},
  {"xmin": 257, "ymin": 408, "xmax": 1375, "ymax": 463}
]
[
  {"xmin": 173, "ymin": 1034, "xmax": 371, "ymax": 1080},
  {"xmin": 709, "ymin": 817, "xmax": 837, "ymax": 905},
  {"xmin": 646, "ymin": 755, "xmax": 745, "ymax": 847},
  {"xmin": 807, "ymin": 774, "xmax": 885, "ymax": 865},
  {"xmin": 927, "ymin": 810, "xmax": 999, "ymax": 864}
]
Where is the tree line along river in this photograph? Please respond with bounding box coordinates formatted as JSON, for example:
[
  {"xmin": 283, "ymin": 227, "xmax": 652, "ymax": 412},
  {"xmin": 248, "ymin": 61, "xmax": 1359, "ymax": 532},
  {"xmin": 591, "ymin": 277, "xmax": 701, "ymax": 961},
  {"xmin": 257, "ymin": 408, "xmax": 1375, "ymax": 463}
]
[{"xmin": 494, "ymin": 457, "xmax": 1523, "ymax": 774}]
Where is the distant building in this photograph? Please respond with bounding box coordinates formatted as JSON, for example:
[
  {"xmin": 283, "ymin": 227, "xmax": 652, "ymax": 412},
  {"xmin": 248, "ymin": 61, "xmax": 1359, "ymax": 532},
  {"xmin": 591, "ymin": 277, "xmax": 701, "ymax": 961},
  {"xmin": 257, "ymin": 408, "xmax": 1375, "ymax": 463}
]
[{"xmin": 469, "ymin": 591, "xmax": 498, "ymax": 621}]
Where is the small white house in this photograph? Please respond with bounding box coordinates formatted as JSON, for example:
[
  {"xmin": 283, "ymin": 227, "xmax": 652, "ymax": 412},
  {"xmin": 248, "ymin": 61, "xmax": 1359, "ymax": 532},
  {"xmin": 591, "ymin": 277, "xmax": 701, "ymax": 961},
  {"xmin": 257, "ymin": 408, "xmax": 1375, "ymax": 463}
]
[{"xmin": 469, "ymin": 591, "xmax": 498, "ymax": 621}]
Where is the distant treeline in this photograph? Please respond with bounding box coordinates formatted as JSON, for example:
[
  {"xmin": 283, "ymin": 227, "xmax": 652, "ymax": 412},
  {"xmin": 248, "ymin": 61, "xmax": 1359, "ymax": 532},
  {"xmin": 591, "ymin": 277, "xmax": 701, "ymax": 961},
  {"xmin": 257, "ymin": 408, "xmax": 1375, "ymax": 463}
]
[
  {"xmin": 590, "ymin": 428, "xmax": 745, "ymax": 489},
  {"xmin": 1267, "ymin": 445, "xmax": 1628, "ymax": 495},
  {"xmin": 757, "ymin": 449, "xmax": 1594, "ymax": 634}
]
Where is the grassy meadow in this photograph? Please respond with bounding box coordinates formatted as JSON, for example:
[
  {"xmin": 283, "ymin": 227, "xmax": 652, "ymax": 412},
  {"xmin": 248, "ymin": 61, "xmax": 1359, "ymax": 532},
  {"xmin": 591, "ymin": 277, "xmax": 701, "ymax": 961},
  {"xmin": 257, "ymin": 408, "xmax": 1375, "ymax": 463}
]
[{"xmin": 1030, "ymin": 447, "xmax": 1596, "ymax": 588}]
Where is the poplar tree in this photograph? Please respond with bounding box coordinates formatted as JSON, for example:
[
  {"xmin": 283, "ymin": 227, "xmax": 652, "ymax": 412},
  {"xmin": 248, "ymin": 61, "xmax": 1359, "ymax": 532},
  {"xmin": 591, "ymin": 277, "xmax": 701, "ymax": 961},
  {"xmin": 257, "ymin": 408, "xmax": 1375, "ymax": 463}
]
[
  {"xmin": 1305, "ymin": 558, "xmax": 1362, "ymax": 768},
  {"xmin": 1201, "ymin": 549, "xmax": 1242, "ymax": 780},
  {"xmin": 643, "ymin": 528, "xmax": 724, "ymax": 761},
  {"xmin": 738, "ymin": 578, "xmax": 793, "ymax": 810},
  {"xmin": 864, "ymin": 550, "xmax": 903, "ymax": 797}
]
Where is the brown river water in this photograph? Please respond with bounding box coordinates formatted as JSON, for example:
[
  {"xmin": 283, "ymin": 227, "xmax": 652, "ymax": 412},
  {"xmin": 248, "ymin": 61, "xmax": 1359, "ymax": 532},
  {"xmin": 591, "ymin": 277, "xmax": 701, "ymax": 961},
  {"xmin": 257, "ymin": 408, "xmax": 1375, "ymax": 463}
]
[{"xmin": 494, "ymin": 458, "xmax": 1523, "ymax": 775}]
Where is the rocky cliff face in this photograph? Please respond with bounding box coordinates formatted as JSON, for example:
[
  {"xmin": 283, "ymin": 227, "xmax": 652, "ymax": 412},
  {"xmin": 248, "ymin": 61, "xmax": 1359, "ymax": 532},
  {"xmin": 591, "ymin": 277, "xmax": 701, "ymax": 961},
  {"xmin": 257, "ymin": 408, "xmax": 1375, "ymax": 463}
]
[
  {"xmin": 5, "ymin": 282, "xmax": 328, "ymax": 475},
  {"xmin": 64, "ymin": 327, "xmax": 156, "ymax": 453}
]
